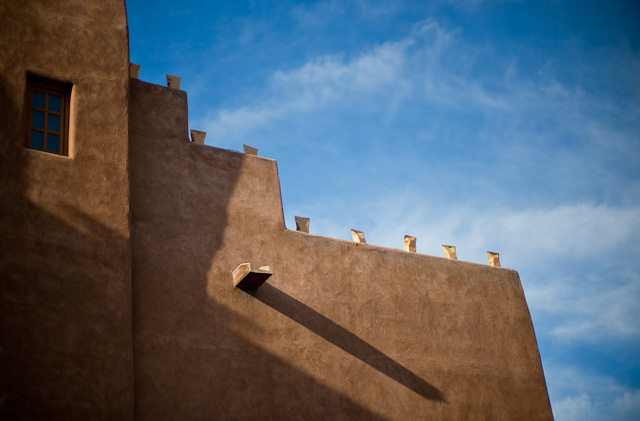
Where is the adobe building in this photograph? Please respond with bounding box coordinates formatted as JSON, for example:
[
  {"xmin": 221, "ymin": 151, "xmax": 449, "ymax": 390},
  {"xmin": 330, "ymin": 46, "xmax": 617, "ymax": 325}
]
[{"xmin": 0, "ymin": 1, "xmax": 553, "ymax": 419}]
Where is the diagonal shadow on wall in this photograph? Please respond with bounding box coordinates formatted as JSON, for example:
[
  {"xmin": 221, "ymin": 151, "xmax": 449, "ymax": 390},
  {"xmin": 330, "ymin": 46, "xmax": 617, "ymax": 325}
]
[
  {"xmin": 247, "ymin": 283, "xmax": 445, "ymax": 402},
  {"xmin": 128, "ymin": 79, "xmax": 393, "ymax": 420}
]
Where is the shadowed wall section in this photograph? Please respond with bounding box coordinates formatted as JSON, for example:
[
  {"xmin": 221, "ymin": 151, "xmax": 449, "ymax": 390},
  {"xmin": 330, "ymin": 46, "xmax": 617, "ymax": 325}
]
[
  {"xmin": 0, "ymin": 1, "xmax": 133, "ymax": 419},
  {"xmin": 129, "ymin": 80, "xmax": 553, "ymax": 419}
]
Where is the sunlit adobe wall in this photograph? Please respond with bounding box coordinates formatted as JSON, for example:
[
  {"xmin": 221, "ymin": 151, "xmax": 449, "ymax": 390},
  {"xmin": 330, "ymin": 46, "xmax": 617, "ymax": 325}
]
[
  {"xmin": 0, "ymin": 1, "xmax": 134, "ymax": 419},
  {"xmin": 128, "ymin": 78, "xmax": 553, "ymax": 420}
]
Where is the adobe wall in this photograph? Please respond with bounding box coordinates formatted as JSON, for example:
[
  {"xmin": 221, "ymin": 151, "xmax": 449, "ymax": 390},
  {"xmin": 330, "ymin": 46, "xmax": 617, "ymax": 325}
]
[
  {"xmin": 0, "ymin": 1, "xmax": 134, "ymax": 419},
  {"xmin": 129, "ymin": 79, "xmax": 553, "ymax": 420}
]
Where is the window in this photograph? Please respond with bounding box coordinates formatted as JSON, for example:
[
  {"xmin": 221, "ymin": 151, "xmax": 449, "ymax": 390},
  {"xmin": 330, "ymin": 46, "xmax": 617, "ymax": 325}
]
[{"xmin": 26, "ymin": 76, "xmax": 71, "ymax": 155}]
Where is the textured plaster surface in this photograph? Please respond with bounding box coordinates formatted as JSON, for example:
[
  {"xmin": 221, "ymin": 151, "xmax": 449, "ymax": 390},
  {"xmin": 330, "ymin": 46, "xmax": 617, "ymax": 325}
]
[
  {"xmin": 0, "ymin": 1, "xmax": 134, "ymax": 419},
  {"xmin": 129, "ymin": 79, "xmax": 553, "ymax": 420}
]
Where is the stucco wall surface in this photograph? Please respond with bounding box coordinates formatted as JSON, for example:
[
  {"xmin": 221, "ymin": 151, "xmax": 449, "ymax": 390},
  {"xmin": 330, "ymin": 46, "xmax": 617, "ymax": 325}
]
[
  {"xmin": 129, "ymin": 79, "xmax": 553, "ymax": 420},
  {"xmin": 0, "ymin": 1, "xmax": 134, "ymax": 419}
]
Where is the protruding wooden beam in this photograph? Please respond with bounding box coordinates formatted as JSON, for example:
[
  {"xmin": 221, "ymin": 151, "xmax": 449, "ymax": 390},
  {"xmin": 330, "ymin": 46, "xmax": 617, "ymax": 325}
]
[
  {"xmin": 190, "ymin": 130, "xmax": 206, "ymax": 145},
  {"xmin": 166, "ymin": 74, "xmax": 181, "ymax": 89},
  {"xmin": 442, "ymin": 245, "xmax": 457, "ymax": 260},
  {"xmin": 487, "ymin": 251, "xmax": 501, "ymax": 267},
  {"xmin": 404, "ymin": 235, "xmax": 416, "ymax": 252},
  {"xmin": 351, "ymin": 229, "xmax": 366, "ymax": 244},
  {"xmin": 129, "ymin": 63, "xmax": 141, "ymax": 79},
  {"xmin": 295, "ymin": 216, "xmax": 310, "ymax": 233},
  {"xmin": 243, "ymin": 144, "xmax": 258, "ymax": 155},
  {"xmin": 233, "ymin": 263, "xmax": 273, "ymax": 290}
]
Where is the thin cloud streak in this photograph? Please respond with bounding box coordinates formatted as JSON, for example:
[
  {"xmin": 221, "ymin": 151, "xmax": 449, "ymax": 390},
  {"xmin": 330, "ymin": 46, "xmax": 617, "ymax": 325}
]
[
  {"xmin": 547, "ymin": 365, "xmax": 640, "ymax": 421},
  {"xmin": 199, "ymin": 20, "xmax": 454, "ymax": 142}
]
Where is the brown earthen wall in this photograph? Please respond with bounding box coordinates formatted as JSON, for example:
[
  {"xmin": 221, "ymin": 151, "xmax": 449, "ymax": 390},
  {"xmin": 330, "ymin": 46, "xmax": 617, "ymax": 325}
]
[
  {"xmin": 0, "ymin": 1, "xmax": 133, "ymax": 419},
  {"xmin": 129, "ymin": 79, "xmax": 553, "ymax": 420}
]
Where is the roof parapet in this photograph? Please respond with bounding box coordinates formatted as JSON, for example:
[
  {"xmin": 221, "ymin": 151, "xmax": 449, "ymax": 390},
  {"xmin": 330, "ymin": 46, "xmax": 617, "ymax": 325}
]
[{"xmin": 132, "ymin": 75, "xmax": 504, "ymax": 268}]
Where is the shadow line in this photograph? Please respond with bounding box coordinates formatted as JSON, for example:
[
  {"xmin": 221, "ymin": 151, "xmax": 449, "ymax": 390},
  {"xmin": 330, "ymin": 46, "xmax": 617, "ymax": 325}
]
[{"xmin": 246, "ymin": 283, "xmax": 445, "ymax": 402}]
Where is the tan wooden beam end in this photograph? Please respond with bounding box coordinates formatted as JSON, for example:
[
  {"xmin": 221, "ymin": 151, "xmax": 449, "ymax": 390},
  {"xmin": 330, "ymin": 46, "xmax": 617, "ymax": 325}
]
[
  {"xmin": 351, "ymin": 229, "xmax": 366, "ymax": 244},
  {"xmin": 190, "ymin": 130, "xmax": 206, "ymax": 145},
  {"xmin": 232, "ymin": 263, "xmax": 273, "ymax": 290},
  {"xmin": 243, "ymin": 144, "xmax": 258, "ymax": 155},
  {"xmin": 129, "ymin": 63, "xmax": 141, "ymax": 79},
  {"xmin": 295, "ymin": 216, "xmax": 310, "ymax": 233},
  {"xmin": 166, "ymin": 74, "xmax": 181, "ymax": 89},
  {"xmin": 487, "ymin": 251, "xmax": 501, "ymax": 267},
  {"xmin": 404, "ymin": 235, "xmax": 416, "ymax": 252},
  {"xmin": 232, "ymin": 263, "xmax": 251, "ymax": 286},
  {"xmin": 442, "ymin": 245, "xmax": 457, "ymax": 260}
]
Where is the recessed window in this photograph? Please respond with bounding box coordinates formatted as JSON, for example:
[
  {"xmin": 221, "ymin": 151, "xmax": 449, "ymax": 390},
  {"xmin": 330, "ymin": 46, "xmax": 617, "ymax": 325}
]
[{"xmin": 26, "ymin": 77, "xmax": 71, "ymax": 155}]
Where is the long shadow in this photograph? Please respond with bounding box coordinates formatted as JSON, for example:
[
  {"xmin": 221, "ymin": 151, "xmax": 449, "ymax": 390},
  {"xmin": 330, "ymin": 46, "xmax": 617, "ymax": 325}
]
[{"xmin": 246, "ymin": 283, "xmax": 445, "ymax": 402}]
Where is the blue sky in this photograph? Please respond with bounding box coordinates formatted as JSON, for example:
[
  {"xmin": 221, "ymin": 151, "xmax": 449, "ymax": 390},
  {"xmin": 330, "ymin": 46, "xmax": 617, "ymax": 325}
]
[{"xmin": 127, "ymin": 1, "xmax": 640, "ymax": 418}]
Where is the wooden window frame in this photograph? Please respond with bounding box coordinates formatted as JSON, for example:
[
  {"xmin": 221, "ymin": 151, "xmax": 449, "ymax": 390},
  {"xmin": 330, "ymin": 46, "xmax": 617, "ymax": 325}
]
[{"xmin": 25, "ymin": 76, "xmax": 71, "ymax": 156}]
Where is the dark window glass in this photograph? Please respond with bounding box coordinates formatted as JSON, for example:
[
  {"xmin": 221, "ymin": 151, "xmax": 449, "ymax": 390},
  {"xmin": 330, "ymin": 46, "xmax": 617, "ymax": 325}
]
[
  {"xmin": 30, "ymin": 130, "xmax": 44, "ymax": 149},
  {"xmin": 33, "ymin": 91, "xmax": 46, "ymax": 109},
  {"xmin": 47, "ymin": 134, "xmax": 60, "ymax": 153},
  {"xmin": 32, "ymin": 110, "xmax": 45, "ymax": 129},
  {"xmin": 48, "ymin": 114, "xmax": 60, "ymax": 132},
  {"xmin": 49, "ymin": 94, "xmax": 61, "ymax": 112}
]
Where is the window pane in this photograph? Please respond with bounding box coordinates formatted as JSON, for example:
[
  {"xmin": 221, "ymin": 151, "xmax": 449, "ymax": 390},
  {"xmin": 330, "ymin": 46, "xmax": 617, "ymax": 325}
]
[
  {"xmin": 49, "ymin": 94, "xmax": 61, "ymax": 112},
  {"xmin": 47, "ymin": 134, "xmax": 60, "ymax": 153},
  {"xmin": 30, "ymin": 130, "xmax": 44, "ymax": 150},
  {"xmin": 31, "ymin": 110, "xmax": 45, "ymax": 129},
  {"xmin": 32, "ymin": 90, "xmax": 45, "ymax": 109},
  {"xmin": 48, "ymin": 114, "xmax": 60, "ymax": 132}
]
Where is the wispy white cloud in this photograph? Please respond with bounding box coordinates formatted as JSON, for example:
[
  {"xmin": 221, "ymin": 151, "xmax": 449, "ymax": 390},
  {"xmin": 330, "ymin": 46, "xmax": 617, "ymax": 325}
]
[
  {"xmin": 546, "ymin": 365, "xmax": 640, "ymax": 421},
  {"xmin": 198, "ymin": 20, "xmax": 461, "ymax": 144},
  {"xmin": 200, "ymin": 32, "xmax": 414, "ymax": 144},
  {"xmin": 553, "ymin": 393, "xmax": 594, "ymax": 421},
  {"xmin": 613, "ymin": 390, "xmax": 640, "ymax": 418},
  {"xmin": 527, "ymin": 271, "xmax": 640, "ymax": 342}
]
